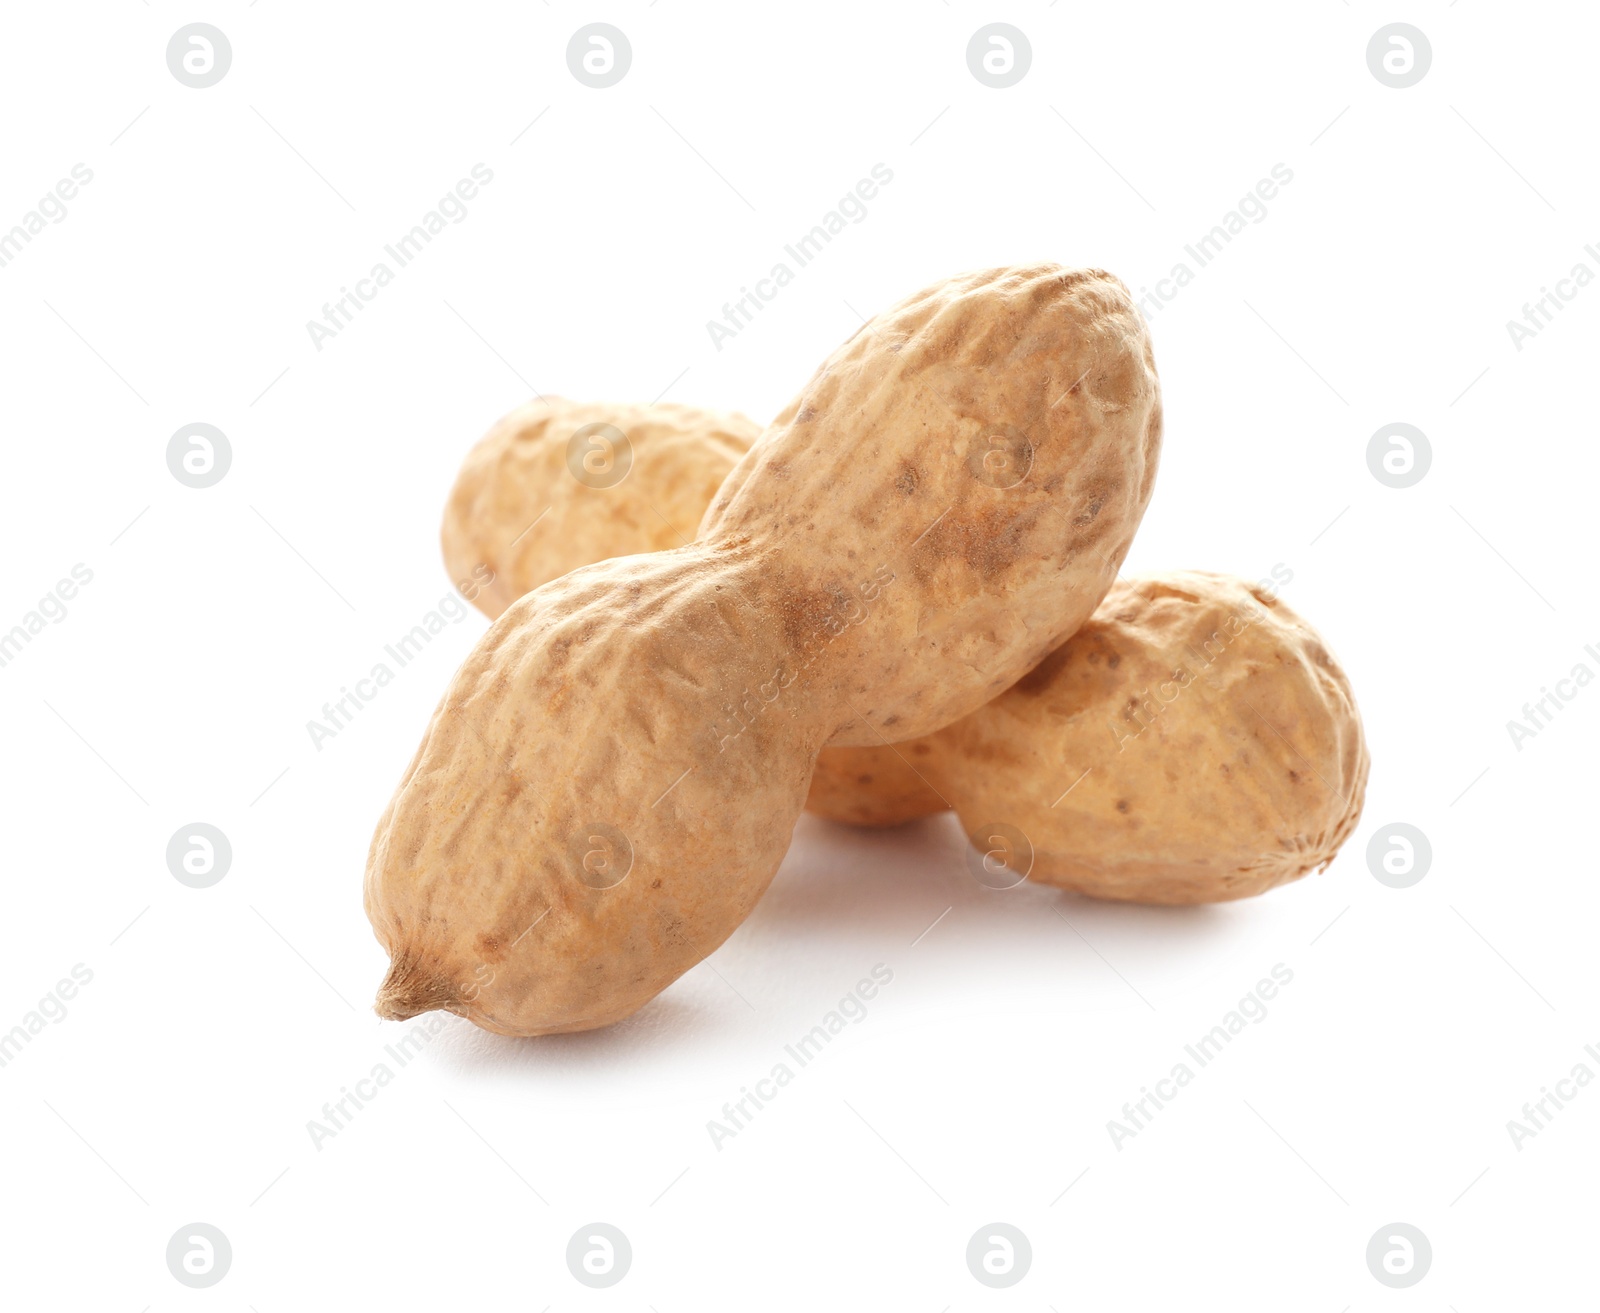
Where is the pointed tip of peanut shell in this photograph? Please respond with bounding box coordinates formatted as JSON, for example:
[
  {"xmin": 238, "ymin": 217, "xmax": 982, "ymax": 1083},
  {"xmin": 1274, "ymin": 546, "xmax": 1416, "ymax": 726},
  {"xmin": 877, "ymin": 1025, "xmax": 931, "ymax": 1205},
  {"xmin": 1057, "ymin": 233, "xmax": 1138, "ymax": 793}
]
[{"xmin": 373, "ymin": 957, "xmax": 459, "ymax": 1022}]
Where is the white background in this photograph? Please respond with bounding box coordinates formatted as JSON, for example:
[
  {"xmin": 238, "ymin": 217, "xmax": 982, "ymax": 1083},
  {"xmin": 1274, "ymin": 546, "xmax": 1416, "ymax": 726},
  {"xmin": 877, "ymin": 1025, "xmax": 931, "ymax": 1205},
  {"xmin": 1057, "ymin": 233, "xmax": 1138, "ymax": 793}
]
[{"xmin": 2, "ymin": 2, "xmax": 1595, "ymax": 1307}]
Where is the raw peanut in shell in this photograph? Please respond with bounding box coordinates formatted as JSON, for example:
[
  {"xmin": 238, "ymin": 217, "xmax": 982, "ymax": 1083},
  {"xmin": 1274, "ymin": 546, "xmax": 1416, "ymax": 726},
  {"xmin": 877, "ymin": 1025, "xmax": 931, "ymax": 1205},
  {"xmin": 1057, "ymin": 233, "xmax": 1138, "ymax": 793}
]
[
  {"xmin": 439, "ymin": 396, "xmax": 944, "ymax": 822},
  {"xmin": 441, "ymin": 397, "xmax": 759, "ymax": 619},
  {"xmin": 436, "ymin": 405, "xmax": 1366, "ymax": 902},
  {"xmin": 803, "ymin": 740, "xmax": 947, "ymax": 828},
  {"xmin": 366, "ymin": 264, "xmax": 1163, "ymax": 1036},
  {"xmin": 923, "ymin": 571, "xmax": 1369, "ymax": 904}
]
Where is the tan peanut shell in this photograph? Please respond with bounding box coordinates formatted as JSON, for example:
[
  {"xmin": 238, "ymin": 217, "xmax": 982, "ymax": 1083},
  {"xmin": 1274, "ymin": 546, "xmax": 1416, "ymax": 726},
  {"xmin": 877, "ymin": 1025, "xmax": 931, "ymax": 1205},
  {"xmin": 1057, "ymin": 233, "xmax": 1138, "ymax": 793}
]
[
  {"xmin": 803, "ymin": 740, "xmax": 947, "ymax": 827},
  {"xmin": 438, "ymin": 400, "xmax": 951, "ymax": 824},
  {"xmin": 441, "ymin": 397, "xmax": 759, "ymax": 618},
  {"xmin": 925, "ymin": 571, "xmax": 1369, "ymax": 903},
  {"xmin": 367, "ymin": 264, "xmax": 1163, "ymax": 1035},
  {"xmin": 439, "ymin": 407, "xmax": 1367, "ymax": 902}
]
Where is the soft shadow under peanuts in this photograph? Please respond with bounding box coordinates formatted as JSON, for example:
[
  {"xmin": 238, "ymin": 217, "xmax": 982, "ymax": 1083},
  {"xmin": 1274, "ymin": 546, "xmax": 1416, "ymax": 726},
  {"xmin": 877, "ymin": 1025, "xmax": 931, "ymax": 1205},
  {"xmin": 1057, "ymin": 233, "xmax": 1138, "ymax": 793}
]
[
  {"xmin": 424, "ymin": 990, "xmax": 719, "ymax": 1072},
  {"xmin": 409, "ymin": 801, "xmax": 1285, "ymax": 1070}
]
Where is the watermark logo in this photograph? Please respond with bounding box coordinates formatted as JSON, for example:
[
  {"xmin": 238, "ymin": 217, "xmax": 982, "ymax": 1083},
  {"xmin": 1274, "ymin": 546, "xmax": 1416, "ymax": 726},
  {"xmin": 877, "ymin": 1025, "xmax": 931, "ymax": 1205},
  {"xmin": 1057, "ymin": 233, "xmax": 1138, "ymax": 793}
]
[
  {"xmin": 306, "ymin": 580, "xmax": 490, "ymax": 751},
  {"xmin": 711, "ymin": 564, "xmax": 896, "ymax": 752},
  {"xmin": 1366, "ymin": 25, "xmax": 1431, "ymax": 89},
  {"xmin": 166, "ymin": 1223, "xmax": 231, "ymax": 1287},
  {"xmin": 967, "ymin": 426, "xmax": 1033, "ymax": 490},
  {"xmin": 1365, "ymin": 1222, "xmax": 1431, "ymax": 1287},
  {"xmin": 1365, "ymin": 422, "xmax": 1430, "ymax": 489},
  {"xmin": 167, "ymin": 25, "xmax": 232, "ymax": 89},
  {"xmin": 309, "ymin": 1015, "xmax": 446, "ymax": 1150},
  {"xmin": 567, "ymin": 25, "xmax": 631, "ymax": 88},
  {"xmin": 966, "ymin": 1223, "xmax": 1031, "ymax": 1287},
  {"xmin": 0, "ymin": 964, "xmax": 94, "ymax": 1070},
  {"xmin": 566, "ymin": 423, "xmax": 632, "ymax": 489},
  {"xmin": 0, "ymin": 164, "xmax": 94, "ymax": 272},
  {"xmin": 566, "ymin": 1223, "xmax": 631, "ymax": 1287},
  {"xmin": 1506, "ymin": 1042, "xmax": 1600, "ymax": 1150},
  {"xmin": 1366, "ymin": 823, "xmax": 1430, "ymax": 889},
  {"xmin": 306, "ymin": 166, "xmax": 495, "ymax": 352},
  {"xmin": 1109, "ymin": 965, "xmax": 1295, "ymax": 1149},
  {"xmin": 1506, "ymin": 644, "xmax": 1599, "ymax": 750},
  {"xmin": 167, "ymin": 823, "xmax": 232, "ymax": 889},
  {"xmin": 167, "ymin": 423, "xmax": 232, "ymax": 489},
  {"xmin": 569, "ymin": 823, "xmax": 633, "ymax": 890},
  {"xmin": 1108, "ymin": 585, "xmax": 1282, "ymax": 751},
  {"xmin": 707, "ymin": 965, "xmax": 894, "ymax": 1150},
  {"xmin": 1136, "ymin": 165, "xmax": 1295, "ymax": 319},
  {"xmin": 967, "ymin": 25, "xmax": 1031, "ymax": 88},
  {"xmin": 1507, "ymin": 250, "xmax": 1600, "ymax": 351},
  {"xmin": 965, "ymin": 822, "xmax": 1033, "ymax": 890},
  {"xmin": 705, "ymin": 165, "xmax": 894, "ymax": 352},
  {"xmin": 0, "ymin": 563, "xmax": 94, "ymax": 671}
]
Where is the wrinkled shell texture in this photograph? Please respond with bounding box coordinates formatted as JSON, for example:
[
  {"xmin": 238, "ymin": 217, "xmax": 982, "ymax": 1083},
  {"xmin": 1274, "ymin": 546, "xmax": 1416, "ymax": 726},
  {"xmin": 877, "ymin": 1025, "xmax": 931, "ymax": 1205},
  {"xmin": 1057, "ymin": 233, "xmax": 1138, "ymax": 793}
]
[
  {"xmin": 367, "ymin": 265, "xmax": 1163, "ymax": 1035},
  {"xmin": 441, "ymin": 397, "xmax": 759, "ymax": 620},
  {"xmin": 701, "ymin": 265, "xmax": 1162, "ymax": 746},
  {"xmin": 927, "ymin": 572, "xmax": 1369, "ymax": 904},
  {"xmin": 441, "ymin": 398, "xmax": 950, "ymax": 822},
  {"xmin": 367, "ymin": 547, "xmax": 817, "ymax": 1036}
]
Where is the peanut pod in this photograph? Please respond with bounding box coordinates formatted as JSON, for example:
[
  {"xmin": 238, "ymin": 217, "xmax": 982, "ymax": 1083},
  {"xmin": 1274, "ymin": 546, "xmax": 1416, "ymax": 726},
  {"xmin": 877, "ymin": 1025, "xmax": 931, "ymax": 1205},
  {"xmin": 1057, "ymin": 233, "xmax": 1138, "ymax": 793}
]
[{"xmin": 368, "ymin": 265, "xmax": 1163, "ymax": 1035}]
